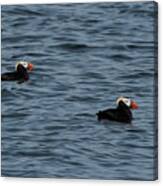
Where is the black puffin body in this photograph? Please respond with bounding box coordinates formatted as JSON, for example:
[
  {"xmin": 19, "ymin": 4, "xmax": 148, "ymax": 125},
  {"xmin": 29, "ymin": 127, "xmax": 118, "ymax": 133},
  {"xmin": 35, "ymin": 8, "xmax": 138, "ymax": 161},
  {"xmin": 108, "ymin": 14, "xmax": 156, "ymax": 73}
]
[
  {"xmin": 1, "ymin": 64, "xmax": 29, "ymax": 82},
  {"xmin": 96, "ymin": 97, "xmax": 138, "ymax": 123},
  {"xmin": 1, "ymin": 61, "xmax": 33, "ymax": 83}
]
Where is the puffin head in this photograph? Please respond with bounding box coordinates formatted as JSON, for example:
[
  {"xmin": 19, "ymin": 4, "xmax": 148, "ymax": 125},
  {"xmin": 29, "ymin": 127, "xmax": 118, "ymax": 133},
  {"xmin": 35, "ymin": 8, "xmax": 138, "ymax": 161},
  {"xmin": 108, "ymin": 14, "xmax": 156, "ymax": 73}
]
[
  {"xmin": 15, "ymin": 61, "xmax": 34, "ymax": 71},
  {"xmin": 116, "ymin": 96, "xmax": 138, "ymax": 109}
]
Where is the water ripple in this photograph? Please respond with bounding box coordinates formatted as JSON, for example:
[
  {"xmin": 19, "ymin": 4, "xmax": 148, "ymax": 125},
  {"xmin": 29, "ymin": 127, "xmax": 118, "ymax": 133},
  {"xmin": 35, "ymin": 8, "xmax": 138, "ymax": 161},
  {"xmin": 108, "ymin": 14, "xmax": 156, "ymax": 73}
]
[{"xmin": 1, "ymin": 2, "xmax": 157, "ymax": 180}]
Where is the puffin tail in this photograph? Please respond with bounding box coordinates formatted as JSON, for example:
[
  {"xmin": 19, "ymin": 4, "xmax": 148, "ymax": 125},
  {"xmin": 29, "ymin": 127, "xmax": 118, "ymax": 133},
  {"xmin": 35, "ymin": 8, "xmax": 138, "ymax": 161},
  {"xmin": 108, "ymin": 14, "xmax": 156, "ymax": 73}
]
[{"xmin": 96, "ymin": 111, "xmax": 102, "ymax": 121}]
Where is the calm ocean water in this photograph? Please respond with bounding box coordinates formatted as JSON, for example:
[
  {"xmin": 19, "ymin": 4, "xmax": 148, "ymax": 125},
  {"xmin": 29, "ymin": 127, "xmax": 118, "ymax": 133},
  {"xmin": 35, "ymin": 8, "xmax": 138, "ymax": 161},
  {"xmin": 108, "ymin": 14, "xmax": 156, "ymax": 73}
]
[{"xmin": 1, "ymin": 2, "xmax": 157, "ymax": 180}]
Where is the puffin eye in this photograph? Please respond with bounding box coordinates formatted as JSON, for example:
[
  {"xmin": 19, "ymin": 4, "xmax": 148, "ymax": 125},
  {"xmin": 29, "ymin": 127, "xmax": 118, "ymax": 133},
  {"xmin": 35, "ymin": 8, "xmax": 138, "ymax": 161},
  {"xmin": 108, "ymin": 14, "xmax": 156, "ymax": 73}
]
[{"xmin": 124, "ymin": 99, "xmax": 131, "ymax": 107}]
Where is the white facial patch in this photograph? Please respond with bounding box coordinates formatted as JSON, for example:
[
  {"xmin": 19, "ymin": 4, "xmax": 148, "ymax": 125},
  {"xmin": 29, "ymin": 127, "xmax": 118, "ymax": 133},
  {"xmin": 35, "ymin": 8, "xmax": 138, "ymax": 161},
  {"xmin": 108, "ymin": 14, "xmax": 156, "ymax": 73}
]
[
  {"xmin": 15, "ymin": 61, "xmax": 28, "ymax": 70},
  {"xmin": 122, "ymin": 98, "xmax": 131, "ymax": 107},
  {"xmin": 116, "ymin": 97, "xmax": 131, "ymax": 107}
]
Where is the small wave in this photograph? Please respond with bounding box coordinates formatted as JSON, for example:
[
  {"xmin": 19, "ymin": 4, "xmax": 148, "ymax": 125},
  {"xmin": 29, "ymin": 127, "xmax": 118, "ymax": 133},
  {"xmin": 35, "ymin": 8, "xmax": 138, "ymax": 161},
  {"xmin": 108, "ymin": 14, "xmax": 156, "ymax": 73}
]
[
  {"xmin": 75, "ymin": 112, "xmax": 93, "ymax": 117},
  {"xmin": 118, "ymin": 71, "xmax": 153, "ymax": 79},
  {"xmin": 44, "ymin": 125, "xmax": 66, "ymax": 131},
  {"xmin": 111, "ymin": 45, "xmax": 127, "ymax": 51},
  {"xmin": 65, "ymin": 95, "xmax": 98, "ymax": 103},
  {"xmin": 128, "ymin": 9, "xmax": 155, "ymax": 18},
  {"xmin": 85, "ymin": 19, "xmax": 100, "ymax": 24},
  {"xmin": 55, "ymin": 43, "xmax": 99, "ymax": 51},
  {"xmin": 12, "ymin": 52, "xmax": 49, "ymax": 59},
  {"xmin": 7, "ymin": 6, "xmax": 45, "ymax": 17},
  {"xmin": 81, "ymin": 71, "xmax": 106, "ymax": 80},
  {"xmin": 110, "ymin": 54, "xmax": 133, "ymax": 60},
  {"xmin": 127, "ymin": 44, "xmax": 154, "ymax": 50},
  {"xmin": 2, "ymin": 34, "xmax": 48, "ymax": 43}
]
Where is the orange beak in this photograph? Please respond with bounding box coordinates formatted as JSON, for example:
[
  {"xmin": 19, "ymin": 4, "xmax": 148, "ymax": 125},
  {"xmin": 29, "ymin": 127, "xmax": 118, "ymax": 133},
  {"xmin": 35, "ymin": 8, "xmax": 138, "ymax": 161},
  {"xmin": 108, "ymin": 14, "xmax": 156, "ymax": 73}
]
[
  {"xmin": 130, "ymin": 100, "xmax": 138, "ymax": 109},
  {"xmin": 27, "ymin": 63, "xmax": 34, "ymax": 71}
]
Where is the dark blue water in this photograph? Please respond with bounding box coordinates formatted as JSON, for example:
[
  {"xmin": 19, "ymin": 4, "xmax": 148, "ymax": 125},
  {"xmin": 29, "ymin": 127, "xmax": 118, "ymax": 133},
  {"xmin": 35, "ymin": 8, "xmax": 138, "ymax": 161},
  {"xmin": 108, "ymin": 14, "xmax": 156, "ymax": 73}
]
[{"xmin": 1, "ymin": 2, "xmax": 157, "ymax": 180}]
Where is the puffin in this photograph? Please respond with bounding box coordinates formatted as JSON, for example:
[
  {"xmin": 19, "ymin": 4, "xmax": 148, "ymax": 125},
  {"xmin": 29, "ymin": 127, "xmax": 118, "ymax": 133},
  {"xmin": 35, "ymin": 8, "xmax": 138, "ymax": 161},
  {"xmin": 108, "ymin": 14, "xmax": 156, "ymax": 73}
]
[
  {"xmin": 96, "ymin": 97, "xmax": 138, "ymax": 123},
  {"xmin": 1, "ymin": 61, "xmax": 33, "ymax": 83}
]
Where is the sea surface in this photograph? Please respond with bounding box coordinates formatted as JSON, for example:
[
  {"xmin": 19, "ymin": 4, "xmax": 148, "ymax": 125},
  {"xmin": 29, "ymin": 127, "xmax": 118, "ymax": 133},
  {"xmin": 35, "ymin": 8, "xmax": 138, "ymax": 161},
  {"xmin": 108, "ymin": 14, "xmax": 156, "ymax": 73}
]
[{"xmin": 1, "ymin": 2, "xmax": 158, "ymax": 180}]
